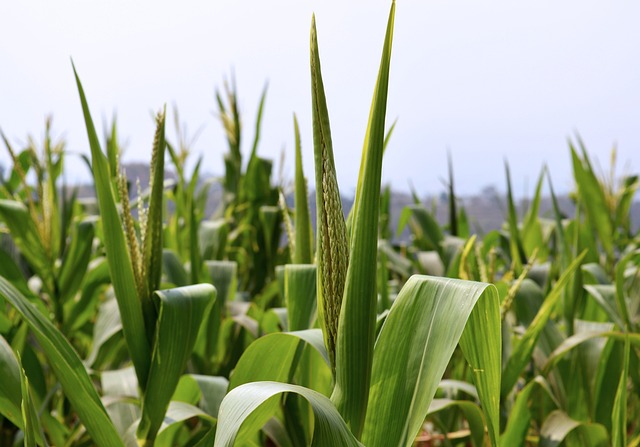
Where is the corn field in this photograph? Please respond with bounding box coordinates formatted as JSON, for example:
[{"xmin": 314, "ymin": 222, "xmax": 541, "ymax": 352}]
[{"xmin": 0, "ymin": 3, "xmax": 639, "ymax": 446}]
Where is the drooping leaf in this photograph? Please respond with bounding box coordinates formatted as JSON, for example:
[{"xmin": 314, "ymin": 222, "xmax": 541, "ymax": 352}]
[{"xmin": 215, "ymin": 381, "xmax": 361, "ymax": 447}]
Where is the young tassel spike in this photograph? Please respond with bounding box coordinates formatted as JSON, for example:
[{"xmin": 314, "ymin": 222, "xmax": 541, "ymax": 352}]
[
  {"xmin": 310, "ymin": 14, "xmax": 350, "ymax": 372},
  {"xmin": 114, "ymin": 108, "xmax": 167, "ymax": 344}
]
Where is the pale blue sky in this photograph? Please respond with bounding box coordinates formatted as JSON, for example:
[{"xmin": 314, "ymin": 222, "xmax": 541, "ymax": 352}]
[{"xmin": 1, "ymin": 1, "xmax": 638, "ymax": 197}]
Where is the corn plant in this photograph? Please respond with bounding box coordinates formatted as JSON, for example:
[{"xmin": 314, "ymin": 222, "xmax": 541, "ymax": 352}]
[{"xmin": 212, "ymin": 4, "xmax": 502, "ymax": 446}]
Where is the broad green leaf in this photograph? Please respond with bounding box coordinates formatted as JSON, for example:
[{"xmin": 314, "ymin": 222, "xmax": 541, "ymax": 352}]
[
  {"xmin": 137, "ymin": 284, "xmax": 215, "ymax": 443},
  {"xmin": 0, "ymin": 276, "xmax": 124, "ymax": 447},
  {"xmin": 285, "ymin": 264, "xmax": 317, "ymax": 331},
  {"xmin": 331, "ymin": 2, "xmax": 395, "ymax": 436},
  {"xmin": 215, "ymin": 381, "xmax": 361, "ymax": 447},
  {"xmin": 502, "ymin": 252, "xmax": 586, "ymax": 397},
  {"xmin": 362, "ymin": 275, "xmax": 500, "ymax": 447},
  {"xmin": 190, "ymin": 374, "xmax": 229, "ymax": 418},
  {"xmin": 73, "ymin": 65, "xmax": 151, "ymax": 389},
  {"xmin": 540, "ymin": 409, "xmax": 608, "ymax": 447},
  {"xmin": 229, "ymin": 329, "xmax": 330, "ymax": 391}
]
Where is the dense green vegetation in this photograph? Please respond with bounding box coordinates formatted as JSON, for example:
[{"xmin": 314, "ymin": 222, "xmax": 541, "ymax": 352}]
[{"xmin": 1, "ymin": 2, "xmax": 638, "ymax": 446}]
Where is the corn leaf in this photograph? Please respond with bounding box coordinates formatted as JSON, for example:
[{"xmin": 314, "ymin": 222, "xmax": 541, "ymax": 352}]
[
  {"xmin": 215, "ymin": 381, "xmax": 361, "ymax": 446},
  {"xmin": 58, "ymin": 218, "xmax": 95, "ymax": 304},
  {"xmin": 0, "ymin": 200, "xmax": 54, "ymax": 292},
  {"xmin": 229, "ymin": 329, "xmax": 330, "ymax": 390},
  {"xmin": 137, "ymin": 284, "xmax": 215, "ymax": 443},
  {"xmin": 500, "ymin": 376, "xmax": 559, "ymax": 447},
  {"xmin": 570, "ymin": 144, "xmax": 614, "ymax": 259},
  {"xmin": 331, "ymin": 2, "xmax": 395, "ymax": 436},
  {"xmin": 310, "ymin": 12, "xmax": 350, "ymax": 372},
  {"xmin": 18, "ymin": 354, "xmax": 43, "ymax": 447},
  {"xmin": 285, "ymin": 264, "xmax": 317, "ymax": 331},
  {"xmin": 611, "ymin": 335, "xmax": 630, "ymax": 447},
  {"xmin": 540, "ymin": 409, "xmax": 608, "ymax": 447},
  {"xmin": 0, "ymin": 334, "xmax": 22, "ymax": 429},
  {"xmin": 0, "ymin": 276, "xmax": 124, "ymax": 447},
  {"xmin": 502, "ymin": 251, "xmax": 586, "ymax": 397},
  {"xmin": 427, "ymin": 399, "xmax": 485, "ymax": 447},
  {"xmin": 73, "ymin": 64, "xmax": 151, "ymax": 389},
  {"xmin": 293, "ymin": 114, "xmax": 313, "ymax": 265},
  {"xmin": 362, "ymin": 275, "xmax": 500, "ymax": 447}
]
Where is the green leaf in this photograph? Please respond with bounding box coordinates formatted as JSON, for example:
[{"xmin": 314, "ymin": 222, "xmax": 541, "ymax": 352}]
[
  {"xmin": 570, "ymin": 144, "xmax": 614, "ymax": 259},
  {"xmin": 19, "ymin": 353, "xmax": 42, "ymax": 447},
  {"xmin": 73, "ymin": 64, "xmax": 151, "ymax": 389},
  {"xmin": 362, "ymin": 275, "xmax": 500, "ymax": 447},
  {"xmin": 285, "ymin": 264, "xmax": 317, "ymax": 331},
  {"xmin": 331, "ymin": 2, "xmax": 395, "ymax": 436},
  {"xmin": 0, "ymin": 334, "xmax": 22, "ymax": 428},
  {"xmin": 293, "ymin": 114, "xmax": 313, "ymax": 265},
  {"xmin": 505, "ymin": 163, "xmax": 527, "ymax": 271},
  {"xmin": 215, "ymin": 381, "xmax": 361, "ymax": 447},
  {"xmin": 502, "ymin": 251, "xmax": 587, "ymax": 397},
  {"xmin": 0, "ymin": 276, "xmax": 124, "ymax": 447},
  {"xmin": 611, "ymin": 335, "xmax": 630, "ymax": 447},
  {"xmin": 229, "ymin": 329, "xmax": 330, "ymax": 391},
  {"xmin": 396, "ymin": 205, "xmax": 444, "ymax": 254},
  {"xmin": 189, "ymin": 374, "xmax": 229, "ymax": 418},
  {"xmin": 500, "ymin": 376, "xmax": 559, "ymax": 447},
  {"xmin": 542, "ymin": 330, "xmax": 640, "ymax": 374},
  {"xmin": 427, "ymin": 399, "xmax": 485, "ymax": 447},
  {"xmin": 540, "ymin": 409, "xmax": 608, "ymax": 447},
  {"xmin": 0, "ymin": 200, "xmax": 54, "ymax": 293},
  {"xmin": 142, "ymin": 108, "xmax": 167, "ymax": 309},
  {"xmin": 137, "ymin": 284, "xmax": 215, "ymax": 443},
  {"xmin": 310, "ymin": 12, "xmax": 350, "ymax": 372},
  {"xmin": 58, "ymin": 218, "xmax": 95, "ymax": 304}
]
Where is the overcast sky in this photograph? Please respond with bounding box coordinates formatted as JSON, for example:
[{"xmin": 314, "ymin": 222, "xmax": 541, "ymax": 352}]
[{"xmin": 1, "ymin": 1, "xmax": 638, "ymax": 197}]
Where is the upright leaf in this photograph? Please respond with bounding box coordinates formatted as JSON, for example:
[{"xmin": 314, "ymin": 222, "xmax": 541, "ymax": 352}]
[
  {"xmin": 293, "ymin": 114, "xmax": 313, "ymax": 265},
  {"xmin": 137, "ymin": 284, "xmax": 215, "ymax": 444},
  {"xmin": 329, "ymin": 2, "xmax": 395, "ymax": 437},
  {"xmin": 362, "ymin": 276, "xmax": 500, "ymax": 447},
  {"xmin": 73, "ymin": 65, "xmax": 151, "ymax": 389},
  {"xmin": 310, "ymin": 14, "xmax": 350, "ymax": 370}
]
